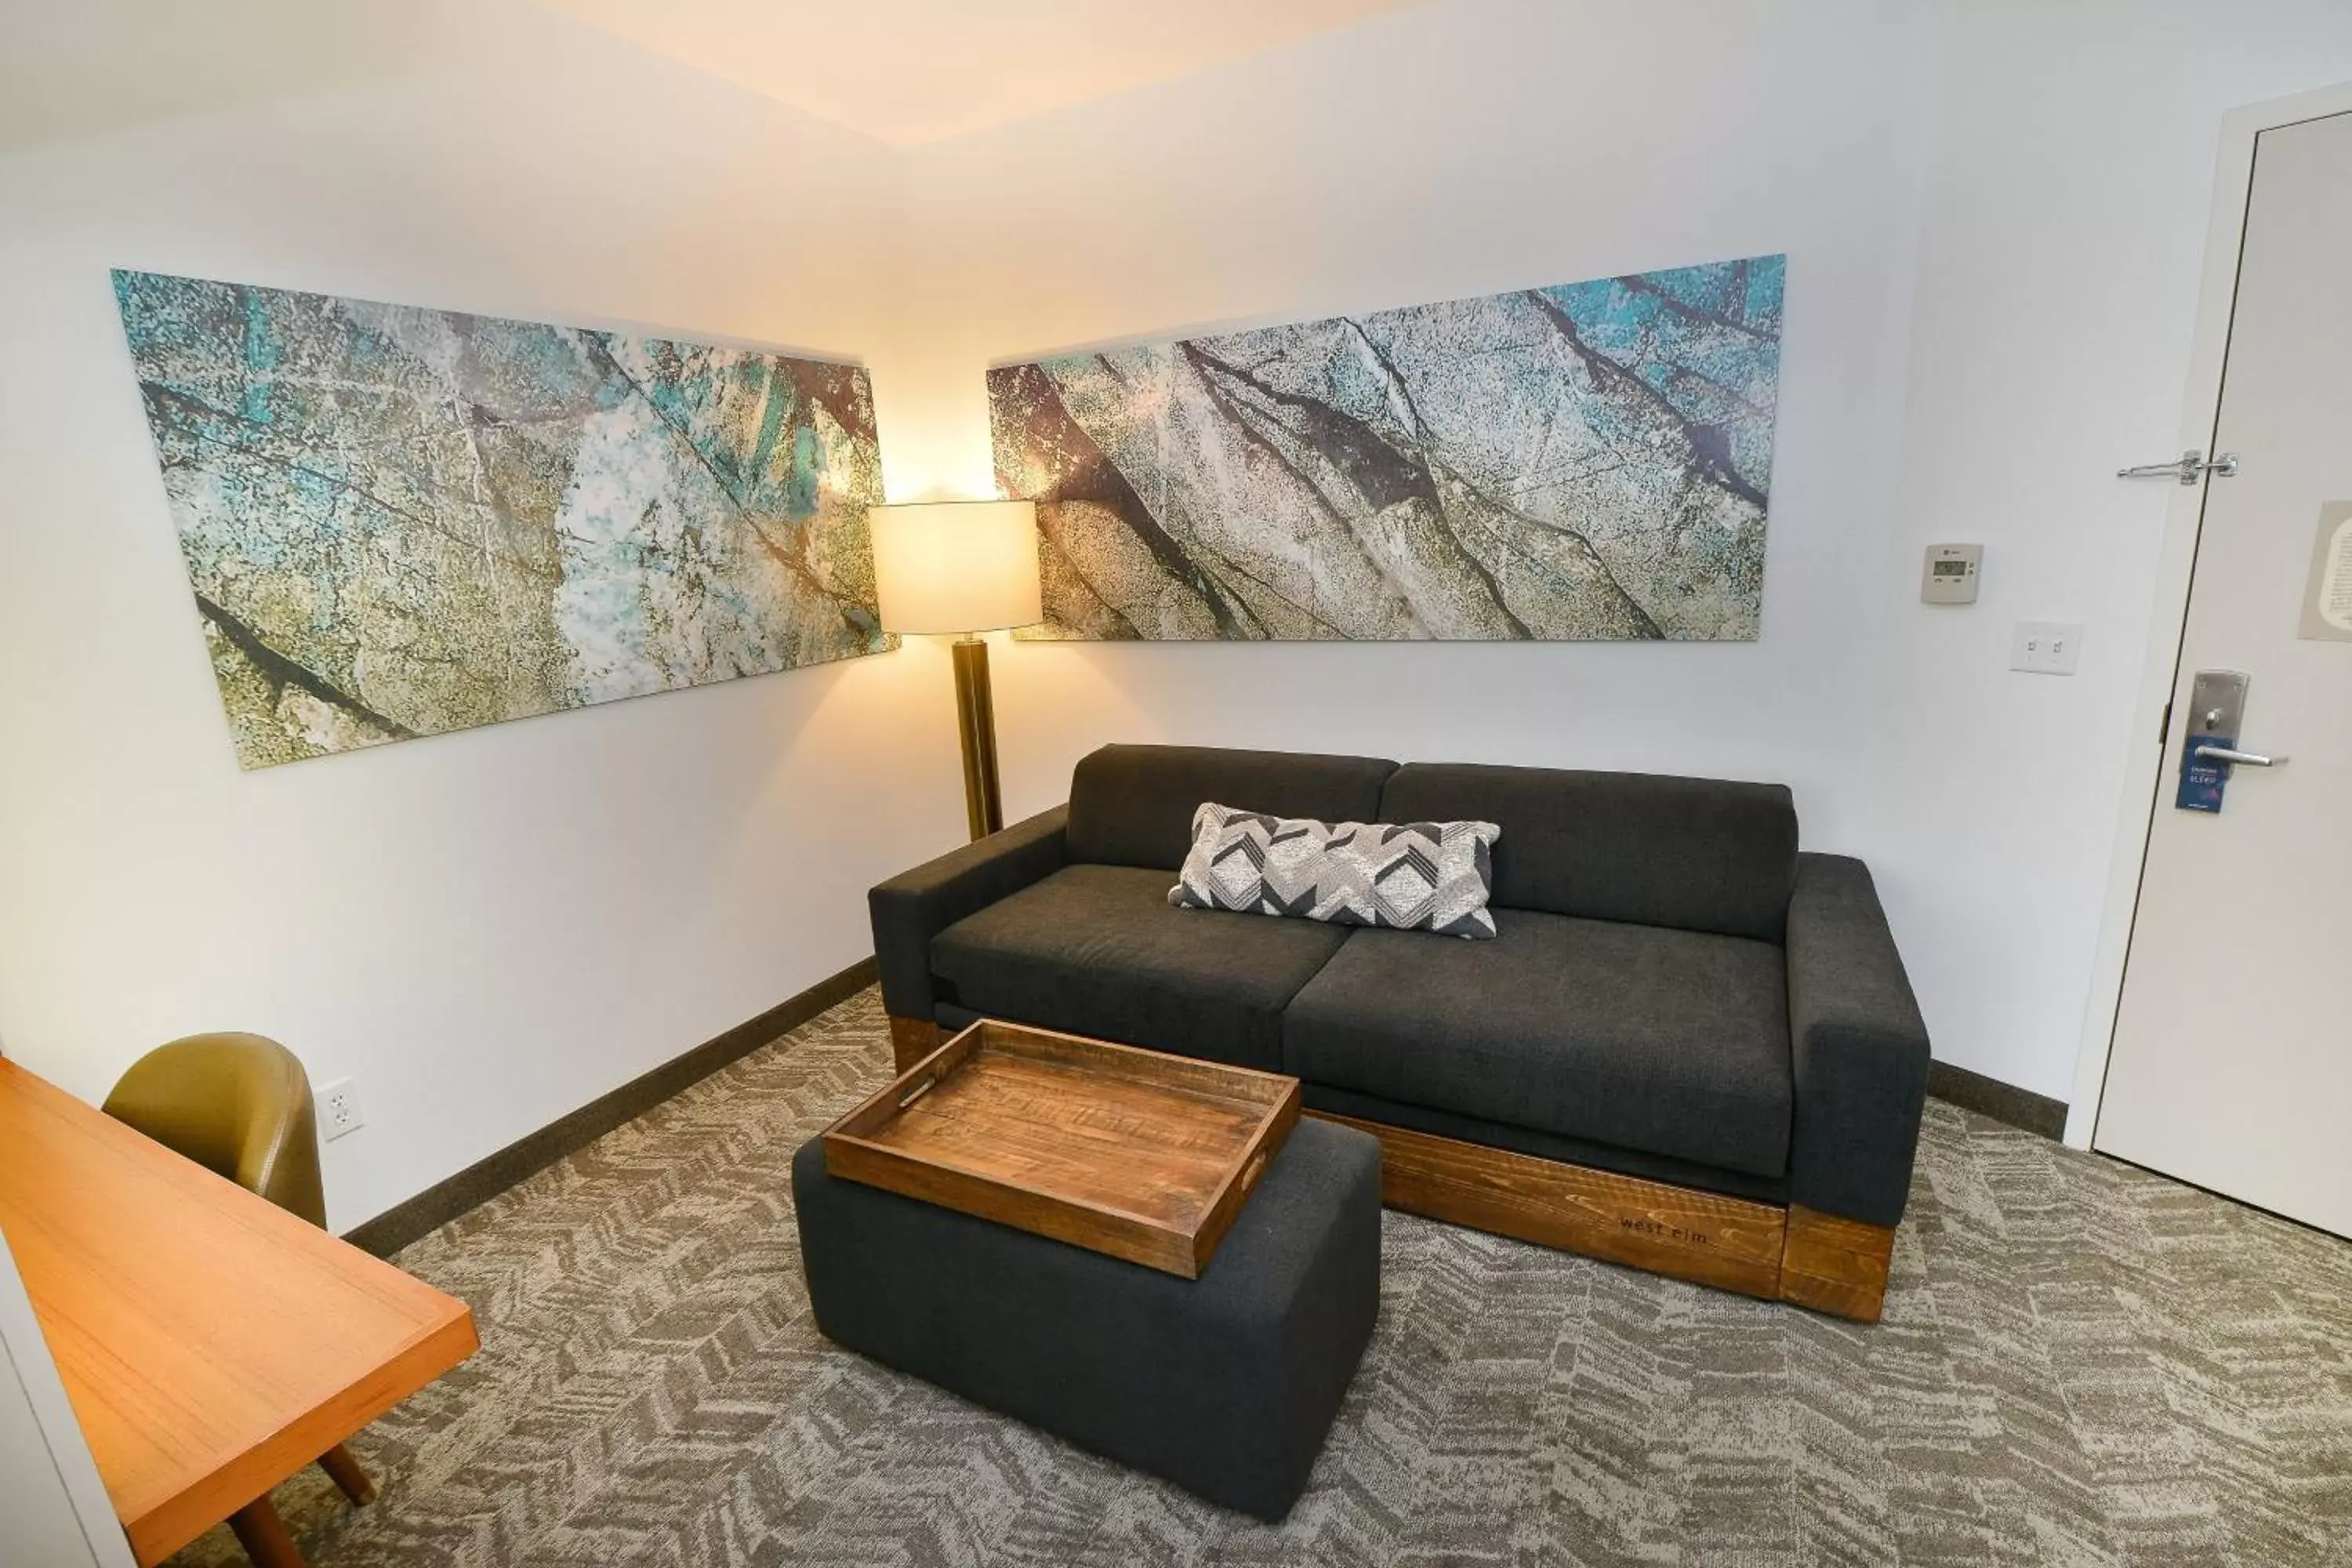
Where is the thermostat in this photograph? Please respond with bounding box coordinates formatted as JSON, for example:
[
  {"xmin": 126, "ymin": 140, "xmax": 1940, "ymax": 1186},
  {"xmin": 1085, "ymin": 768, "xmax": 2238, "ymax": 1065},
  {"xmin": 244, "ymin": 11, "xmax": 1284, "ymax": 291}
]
[{"xmin": 1921, "ymin": 543, "xmax": 1982, "ymax": 604}]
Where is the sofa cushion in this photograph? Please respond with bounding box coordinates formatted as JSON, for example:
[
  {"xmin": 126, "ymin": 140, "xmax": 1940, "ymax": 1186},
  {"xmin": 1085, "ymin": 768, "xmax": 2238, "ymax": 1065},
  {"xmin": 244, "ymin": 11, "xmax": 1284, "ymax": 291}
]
[
  {"xmin": 930, "ymin": 863, "xmax": 1350, "ymax": 1071},
  {"xmin": 1169, "ymin": 802, "xmax": 1501, "ymax": 938},
  {"xmin": 1377, "ymin": 764, "xmax": 1798, "ymax": 942},
  {"xmin": 1066, "ymin": 744, "xmax": 1398, "ymax": 871},
  {"xmin": 1284, "ymin": 910, "xmax": 1793, "ymax": 1178}
]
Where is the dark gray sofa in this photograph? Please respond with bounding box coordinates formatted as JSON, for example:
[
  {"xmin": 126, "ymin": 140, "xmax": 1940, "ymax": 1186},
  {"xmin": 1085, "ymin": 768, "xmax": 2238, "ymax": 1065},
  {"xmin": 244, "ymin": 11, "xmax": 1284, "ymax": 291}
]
[{"xmin": 869, "ymin": 743, "xmax": 1931, "ymax": 1320}]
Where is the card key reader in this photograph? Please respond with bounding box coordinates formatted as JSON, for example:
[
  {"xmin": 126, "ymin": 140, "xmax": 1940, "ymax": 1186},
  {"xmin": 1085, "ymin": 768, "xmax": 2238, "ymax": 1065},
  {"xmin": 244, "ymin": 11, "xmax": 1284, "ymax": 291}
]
[{"xmin": 2175, "ymin": 670, "xmax": 2286, "ymax": 814}]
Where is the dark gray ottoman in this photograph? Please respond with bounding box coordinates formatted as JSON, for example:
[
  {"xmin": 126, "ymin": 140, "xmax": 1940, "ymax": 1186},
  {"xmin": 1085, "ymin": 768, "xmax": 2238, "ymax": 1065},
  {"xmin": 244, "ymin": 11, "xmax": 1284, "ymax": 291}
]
[{"xmin": 793, "ymin": 1116, "xmax": 1381, "ymax": 1520}]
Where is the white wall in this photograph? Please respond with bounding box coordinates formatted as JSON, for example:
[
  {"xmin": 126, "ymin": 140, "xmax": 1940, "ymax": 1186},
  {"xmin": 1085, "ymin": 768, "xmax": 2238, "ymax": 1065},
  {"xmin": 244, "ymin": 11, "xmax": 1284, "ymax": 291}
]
[
  {"xmin": 0, "ymin": 0, "xmax": 970, "ymax": 1229},
  {"xmin": 884, "ymin": 0, "xmax": 1943, "ymax": 1051},
  {"xmin": 1878, "ymin": 0, "xmax": 2352, "ymax": 1099},
  {"xmin": 7, "ymin": 0, "xmax": 2352, "ymax": 1232},
  {"xmin": 878, "ymin": 0, "xmax": 2352, "ymax": 1103}
]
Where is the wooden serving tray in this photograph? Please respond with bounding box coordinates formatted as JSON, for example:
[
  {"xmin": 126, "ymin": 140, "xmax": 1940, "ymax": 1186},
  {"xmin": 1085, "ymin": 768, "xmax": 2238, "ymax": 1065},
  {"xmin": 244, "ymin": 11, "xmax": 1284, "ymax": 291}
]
[{"xmin": 822, "ymin": 1019, "xmax": 1302, "ymax": 1279}]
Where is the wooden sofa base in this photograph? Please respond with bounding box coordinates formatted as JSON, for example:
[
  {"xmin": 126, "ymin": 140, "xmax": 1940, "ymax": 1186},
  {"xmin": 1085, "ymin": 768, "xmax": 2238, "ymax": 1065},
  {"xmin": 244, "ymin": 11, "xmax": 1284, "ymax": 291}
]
[
  {"xmin": 1777, "ymin": 1204, "xmax": 1897, "ymax": 1321},
  {"xmin": 883, "ymin": 1019, "xmax": 1893, "ymax": 1320},
  {"xmin": 1308, "ymin": 1112, "xmax": 1893, "ymax": 1323},
  {"xmin": 890, "ymin": 1015, "xmax": 946, "ymax": 1073}
]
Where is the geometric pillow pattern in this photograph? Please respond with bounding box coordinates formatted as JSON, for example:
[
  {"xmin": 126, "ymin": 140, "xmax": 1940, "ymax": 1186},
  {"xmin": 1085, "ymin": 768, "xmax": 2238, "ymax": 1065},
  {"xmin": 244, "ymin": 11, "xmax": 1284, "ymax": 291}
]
[{"xmin": 1168, "ymin": 801, "xmax": 1503, "ymax": 939}]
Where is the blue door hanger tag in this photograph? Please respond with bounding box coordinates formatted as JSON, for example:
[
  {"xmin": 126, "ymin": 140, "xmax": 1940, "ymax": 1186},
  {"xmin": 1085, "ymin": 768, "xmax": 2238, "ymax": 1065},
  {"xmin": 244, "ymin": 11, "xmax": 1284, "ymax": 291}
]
[{"xmin": 2176, "ymin": 731, "xmax": 2234, "ymax": 813}]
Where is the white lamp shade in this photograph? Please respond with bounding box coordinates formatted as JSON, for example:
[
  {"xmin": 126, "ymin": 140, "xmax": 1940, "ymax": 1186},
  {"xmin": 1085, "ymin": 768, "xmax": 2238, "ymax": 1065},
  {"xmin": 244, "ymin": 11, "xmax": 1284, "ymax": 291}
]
[{"xmin": 867, "ymin": 499, "xmax": 1044, "ymax": 635}]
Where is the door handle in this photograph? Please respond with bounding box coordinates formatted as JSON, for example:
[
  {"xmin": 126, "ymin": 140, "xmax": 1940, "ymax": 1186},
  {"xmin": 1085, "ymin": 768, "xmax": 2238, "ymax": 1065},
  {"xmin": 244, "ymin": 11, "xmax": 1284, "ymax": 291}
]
[
  {"xmin": 2192, "ymin": 744, "xmax": 2285, "ymax": 768},
  {"xmin": 2176, "ymin": 671, "xmax": 2280, "ymax": 813}
]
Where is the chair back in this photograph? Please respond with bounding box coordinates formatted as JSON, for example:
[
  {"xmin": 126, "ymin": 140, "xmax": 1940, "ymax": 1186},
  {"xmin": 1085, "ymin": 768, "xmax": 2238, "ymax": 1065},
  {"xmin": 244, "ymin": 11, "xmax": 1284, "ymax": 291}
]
[{"xmin": 102, "ymin": 1033, "xmax": 327, "ymax": 1228}]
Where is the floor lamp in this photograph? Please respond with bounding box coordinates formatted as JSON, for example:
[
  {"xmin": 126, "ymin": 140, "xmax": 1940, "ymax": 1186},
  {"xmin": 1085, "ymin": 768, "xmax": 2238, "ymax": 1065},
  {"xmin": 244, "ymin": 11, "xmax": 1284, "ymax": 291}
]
[{"xmin": 867, "ymin": 499, "xmax": 1043, "ymax": 841}]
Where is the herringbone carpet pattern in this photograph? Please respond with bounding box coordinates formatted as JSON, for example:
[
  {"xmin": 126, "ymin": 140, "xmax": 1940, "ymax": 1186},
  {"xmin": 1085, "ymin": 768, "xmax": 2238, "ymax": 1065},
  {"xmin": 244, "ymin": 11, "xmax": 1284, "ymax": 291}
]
[{"xmin": 168, "ymin": 988, "xmax": 2352, "ymax": 1567}]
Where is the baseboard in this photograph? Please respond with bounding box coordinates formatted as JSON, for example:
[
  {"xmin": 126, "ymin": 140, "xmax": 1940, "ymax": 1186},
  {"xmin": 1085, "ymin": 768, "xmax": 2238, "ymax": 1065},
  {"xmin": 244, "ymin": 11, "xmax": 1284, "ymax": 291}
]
[
  {"xmin": 1926, "ymin": 1059, "xmax": 2066, "ymax": 1141},
  {"xmin": 343, "ymin": 957, "xmax": 877, "ymax": 1259}
]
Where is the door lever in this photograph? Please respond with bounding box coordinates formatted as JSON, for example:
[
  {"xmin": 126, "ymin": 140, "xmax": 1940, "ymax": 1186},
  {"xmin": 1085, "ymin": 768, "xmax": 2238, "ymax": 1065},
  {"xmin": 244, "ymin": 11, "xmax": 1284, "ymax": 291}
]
[
  {"xmin": 2176, "ymin": 670, "xmax": 2269, "ymax": 814},
  {"xmin": 2192, "ymin": 744, "xmax": 2285, "ymax": 768}
]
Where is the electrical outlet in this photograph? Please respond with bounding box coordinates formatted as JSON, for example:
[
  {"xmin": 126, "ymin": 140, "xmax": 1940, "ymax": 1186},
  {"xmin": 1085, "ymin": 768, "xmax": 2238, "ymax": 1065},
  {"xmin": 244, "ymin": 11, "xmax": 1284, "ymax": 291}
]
[
  {"xmin": 2010, "ymin": 620, "xmax": 2084, "ymax": 676},
  {"xmin": 318, "ymin": 1078, "xmax": 364, "ymax": 1142}
]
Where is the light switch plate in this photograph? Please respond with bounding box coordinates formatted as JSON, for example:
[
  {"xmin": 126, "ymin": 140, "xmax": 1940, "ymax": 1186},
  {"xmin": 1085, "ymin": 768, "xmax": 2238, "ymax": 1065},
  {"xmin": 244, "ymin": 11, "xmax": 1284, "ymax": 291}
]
[{"xmin": 2010, "ymin": 620, "xmax": 2083, "ymax": 675}]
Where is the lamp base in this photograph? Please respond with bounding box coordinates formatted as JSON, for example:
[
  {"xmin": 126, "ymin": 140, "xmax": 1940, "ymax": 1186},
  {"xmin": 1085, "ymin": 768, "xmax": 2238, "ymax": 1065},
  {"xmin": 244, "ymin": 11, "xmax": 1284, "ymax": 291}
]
[{"xmin": 952, "ymin": 635, "xmax": 1003, "ymax": 840}]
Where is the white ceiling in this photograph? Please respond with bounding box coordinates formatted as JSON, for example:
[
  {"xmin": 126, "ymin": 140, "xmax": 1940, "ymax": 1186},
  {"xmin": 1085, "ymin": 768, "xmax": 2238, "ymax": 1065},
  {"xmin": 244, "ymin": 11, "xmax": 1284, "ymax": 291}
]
[
  {"xmin": 0, "ymin": 0, "xmax": 434, "ymax": 156},
  {"xmin": 528, "ymin": 0, "xmax": 1429, "ymax": 145}
]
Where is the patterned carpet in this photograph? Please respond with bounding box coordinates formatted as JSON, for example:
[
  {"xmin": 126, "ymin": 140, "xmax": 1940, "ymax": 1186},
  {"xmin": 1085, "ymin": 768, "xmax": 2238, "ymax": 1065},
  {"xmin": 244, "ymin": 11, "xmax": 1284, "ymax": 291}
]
[{"xmin": 169, "ymin": 987, "xmax": 2352, "ymax": 1568}]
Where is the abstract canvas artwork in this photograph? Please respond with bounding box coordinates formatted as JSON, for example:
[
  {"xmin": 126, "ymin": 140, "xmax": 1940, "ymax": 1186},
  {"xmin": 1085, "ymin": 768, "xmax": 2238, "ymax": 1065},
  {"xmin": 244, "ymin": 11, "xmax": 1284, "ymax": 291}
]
[
  {"xmin": 114, "ymin": 270, "xmax": 889, "ymax": 768},
  {"xmin": 987, "ymin": 256, "xmax": 1784, "ymax": 642}
]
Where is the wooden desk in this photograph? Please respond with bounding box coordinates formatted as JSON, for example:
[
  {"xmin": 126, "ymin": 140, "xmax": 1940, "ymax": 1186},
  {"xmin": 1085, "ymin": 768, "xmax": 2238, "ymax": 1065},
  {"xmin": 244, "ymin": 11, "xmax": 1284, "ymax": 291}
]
[{"xmin": 0, "ymin": 1059, "xmax": 478, "ymax": 1566}]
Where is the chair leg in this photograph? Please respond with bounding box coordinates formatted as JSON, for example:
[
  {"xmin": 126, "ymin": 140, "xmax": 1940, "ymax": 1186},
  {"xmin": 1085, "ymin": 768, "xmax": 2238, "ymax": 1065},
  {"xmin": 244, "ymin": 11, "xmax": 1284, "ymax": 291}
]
[
  {"xmin": 228, "ymin": 1495, "xmax": 306, "ymax": 1568},
  {"xmin": 318, "ymin": 1442, "xmax": 377, "ymax": 1504}
]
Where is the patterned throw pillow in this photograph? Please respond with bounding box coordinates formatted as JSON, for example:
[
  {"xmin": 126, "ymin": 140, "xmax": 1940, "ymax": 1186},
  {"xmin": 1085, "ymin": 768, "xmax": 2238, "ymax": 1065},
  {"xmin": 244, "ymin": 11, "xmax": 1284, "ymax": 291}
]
[{"xmin": 1168, "ymin": 802, "xmax": 1503, "ymax": 939}]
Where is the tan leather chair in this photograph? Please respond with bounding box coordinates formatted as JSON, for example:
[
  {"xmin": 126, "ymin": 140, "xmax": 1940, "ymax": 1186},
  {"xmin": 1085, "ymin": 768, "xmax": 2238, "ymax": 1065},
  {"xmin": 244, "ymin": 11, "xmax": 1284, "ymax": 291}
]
[{"xmin": 103, "ymin": 1033, "xmax": 378, "ymax": 1542}]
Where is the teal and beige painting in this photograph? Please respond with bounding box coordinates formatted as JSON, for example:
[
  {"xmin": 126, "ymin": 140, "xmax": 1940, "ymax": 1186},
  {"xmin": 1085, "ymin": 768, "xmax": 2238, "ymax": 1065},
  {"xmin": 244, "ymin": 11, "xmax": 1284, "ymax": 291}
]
[
  {"xmin": 988, "ymin": 255, "xmax": 1783, "ymax": 641},
  {"xmin": 114, "ymin": 270, "xmax": 888, "ymax": 768}
]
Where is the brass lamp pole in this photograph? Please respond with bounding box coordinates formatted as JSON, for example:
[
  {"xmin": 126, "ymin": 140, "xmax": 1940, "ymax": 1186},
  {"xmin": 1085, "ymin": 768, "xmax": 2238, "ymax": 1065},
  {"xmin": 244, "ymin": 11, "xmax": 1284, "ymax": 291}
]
[
  {"xmin": 951, "ymin": 633, "xmax": 1002, "ymax": 837},
  {"xmin": 867, "ymin": 499, "xmax": 1042, "ymax": 841}
]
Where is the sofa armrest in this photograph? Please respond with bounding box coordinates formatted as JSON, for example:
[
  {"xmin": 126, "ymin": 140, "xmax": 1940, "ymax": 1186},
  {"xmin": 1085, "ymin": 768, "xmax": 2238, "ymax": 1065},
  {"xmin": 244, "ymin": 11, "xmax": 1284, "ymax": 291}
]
[
  {"xmin": 1785, "ymin": 853, "xmax": 1931, "ymax": 1229},
  {"xmin": 868, "ymin": 804, "xmax": 1069, "ymax": 1020}
]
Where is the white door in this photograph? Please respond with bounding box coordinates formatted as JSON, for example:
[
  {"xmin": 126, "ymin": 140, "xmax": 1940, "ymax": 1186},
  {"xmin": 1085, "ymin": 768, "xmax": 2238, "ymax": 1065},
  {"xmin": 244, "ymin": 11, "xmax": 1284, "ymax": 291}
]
[{"xmin": 2097, "ymin": 109, "xmax": 2352, "ymax": 1236}]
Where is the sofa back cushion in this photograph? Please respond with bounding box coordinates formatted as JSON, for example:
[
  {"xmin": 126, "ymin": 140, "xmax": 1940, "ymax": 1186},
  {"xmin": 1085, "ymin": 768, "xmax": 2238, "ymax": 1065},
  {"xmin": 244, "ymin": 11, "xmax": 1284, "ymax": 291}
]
[
  {"xmin": 1066, "ymin": 744, "xmax": 1397, "ymax": 871},
  {"xmin": 1377, "ymin": 764, "xmax": 1798, "ymax": 942}
]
